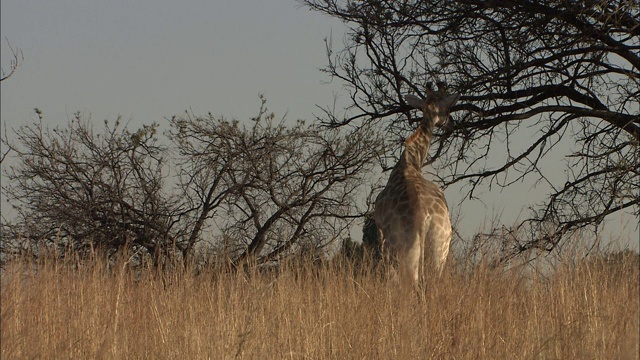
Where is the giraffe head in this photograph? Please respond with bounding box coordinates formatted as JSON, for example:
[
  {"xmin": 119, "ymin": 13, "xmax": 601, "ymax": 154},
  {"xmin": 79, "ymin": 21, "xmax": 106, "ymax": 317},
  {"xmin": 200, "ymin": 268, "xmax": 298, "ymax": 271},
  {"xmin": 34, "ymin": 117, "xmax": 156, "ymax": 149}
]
[{"xmin": 404, "ymin": 89, "xmax": 460, "ymax": 129}]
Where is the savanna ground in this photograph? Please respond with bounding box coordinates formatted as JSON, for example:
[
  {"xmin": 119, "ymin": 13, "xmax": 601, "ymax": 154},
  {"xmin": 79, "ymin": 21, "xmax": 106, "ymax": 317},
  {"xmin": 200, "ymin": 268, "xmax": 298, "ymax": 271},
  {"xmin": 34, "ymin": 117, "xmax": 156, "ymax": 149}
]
[{"xmin": 1, "ymin": 246, "xmax": 638, "ymax": 359}]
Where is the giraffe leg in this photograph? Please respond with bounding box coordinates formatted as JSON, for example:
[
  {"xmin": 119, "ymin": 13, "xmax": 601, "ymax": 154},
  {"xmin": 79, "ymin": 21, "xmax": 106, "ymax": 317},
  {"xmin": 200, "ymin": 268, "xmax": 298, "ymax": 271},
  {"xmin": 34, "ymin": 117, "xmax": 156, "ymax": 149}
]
[
  {"xmin": 405, "ymin": 213, "xmax": 430, "ymax": 286},
  {"xmin": 419, "ymin": 214, "xmax": 432, "ymax": 285},
  {"xmin": 377, "ymin": 228, "xmax": 398, "ymax": 281},
  {"xmin": 430, "ymin": 221, "xmax": 451, "ymax": 276},
  {"xmin": 436, "ymin": 237, "xmax": 450, "ymax": 276},
  {"xmin": 378, "ymin": 228, "xmax": 386, "ymax": 259},
  {"xmin": 405, "ymin": 240, "xmax": 421, "ymax": 285}
]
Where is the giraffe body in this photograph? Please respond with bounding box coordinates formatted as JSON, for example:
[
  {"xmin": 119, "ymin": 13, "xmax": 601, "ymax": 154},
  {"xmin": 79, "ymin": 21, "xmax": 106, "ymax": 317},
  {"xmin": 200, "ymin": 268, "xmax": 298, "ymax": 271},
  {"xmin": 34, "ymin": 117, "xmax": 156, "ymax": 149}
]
[{"xmin": 375, "ymin": 91, "xmax": 459, "ymax": 285}]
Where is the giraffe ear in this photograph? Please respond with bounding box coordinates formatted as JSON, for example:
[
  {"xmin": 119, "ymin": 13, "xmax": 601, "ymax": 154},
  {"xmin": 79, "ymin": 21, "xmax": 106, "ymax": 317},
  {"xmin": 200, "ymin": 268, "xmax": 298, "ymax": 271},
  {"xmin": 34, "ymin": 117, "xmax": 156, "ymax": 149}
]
[
  {"xmin": 405, "ymin": 94, "xmax": 426, "ymax": 110},
  {"xmin": 440, "ymin": 93, "xmax": 461, "ymax": 109}
]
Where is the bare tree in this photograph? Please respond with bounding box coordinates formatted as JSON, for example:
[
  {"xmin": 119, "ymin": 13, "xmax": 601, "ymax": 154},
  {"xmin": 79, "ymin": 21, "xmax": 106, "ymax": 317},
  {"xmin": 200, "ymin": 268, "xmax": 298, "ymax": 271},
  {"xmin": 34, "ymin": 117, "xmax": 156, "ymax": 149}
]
[
  {"xmin": 303, "ymin": 0, "xmax": 639, "ymax": 259},
  {"xmin": 2, "ymin": 98, "xmax": 382, "ymax": 268},
  {"xmin": 1, "ymin": 39, "xmax": 24, "ymax": 166},
  {"xmin": 169, "ymin": 97, "xmax": 383, "ymax": 266},
  {"xmin": 2, "ymin": 112, "xmax": 178, "ymax": 265},
  {"xmin": 0, "ymin": 37, "xmax": 23, "ymax": 82}
]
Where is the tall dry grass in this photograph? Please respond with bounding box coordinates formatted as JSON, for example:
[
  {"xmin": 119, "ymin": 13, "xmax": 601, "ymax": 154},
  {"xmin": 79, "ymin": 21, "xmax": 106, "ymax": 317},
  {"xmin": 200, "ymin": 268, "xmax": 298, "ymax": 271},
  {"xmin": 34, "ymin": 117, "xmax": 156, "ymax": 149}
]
[{"xmin": 1, "ymin": 250, "xmax": 638, "ymax": 359}]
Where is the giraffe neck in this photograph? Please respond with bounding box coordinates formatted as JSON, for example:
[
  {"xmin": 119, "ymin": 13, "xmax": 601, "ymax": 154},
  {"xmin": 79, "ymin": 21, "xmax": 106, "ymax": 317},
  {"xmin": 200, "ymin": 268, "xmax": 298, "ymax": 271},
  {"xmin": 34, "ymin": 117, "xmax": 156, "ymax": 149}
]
[{"xmin": 398, "ymin": 121, "xmax": 434, "ymax": 173}]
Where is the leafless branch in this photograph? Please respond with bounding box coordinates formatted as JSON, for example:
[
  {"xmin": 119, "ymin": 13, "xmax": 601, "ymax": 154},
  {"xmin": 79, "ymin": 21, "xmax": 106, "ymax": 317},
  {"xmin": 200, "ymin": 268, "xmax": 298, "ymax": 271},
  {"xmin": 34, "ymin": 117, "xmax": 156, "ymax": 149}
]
[{"xmin": 302, "ymin": 0, "xmax": 639, "ymax": 257}]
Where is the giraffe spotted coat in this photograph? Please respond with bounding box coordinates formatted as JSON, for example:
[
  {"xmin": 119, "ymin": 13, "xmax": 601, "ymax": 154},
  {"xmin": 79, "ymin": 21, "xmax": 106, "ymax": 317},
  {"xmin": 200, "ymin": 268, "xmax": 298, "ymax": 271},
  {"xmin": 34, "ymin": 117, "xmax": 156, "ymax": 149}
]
[{"xmin": 374, "ymin": 91, "xmax": 459, "ymax": 285}]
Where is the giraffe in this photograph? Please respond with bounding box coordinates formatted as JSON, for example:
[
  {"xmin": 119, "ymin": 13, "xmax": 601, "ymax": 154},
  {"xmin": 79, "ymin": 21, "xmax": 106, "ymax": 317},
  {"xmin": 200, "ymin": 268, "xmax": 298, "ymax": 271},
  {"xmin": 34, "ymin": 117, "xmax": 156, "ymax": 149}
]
[{"xmin": 374, "ymin": 87, "xmax": 460, "ymax": 285}]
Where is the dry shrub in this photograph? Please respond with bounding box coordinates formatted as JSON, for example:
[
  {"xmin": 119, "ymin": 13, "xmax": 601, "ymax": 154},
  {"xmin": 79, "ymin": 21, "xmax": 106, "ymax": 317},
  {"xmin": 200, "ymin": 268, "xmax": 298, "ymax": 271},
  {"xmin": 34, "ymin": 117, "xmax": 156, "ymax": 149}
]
[{"xmin": 1, "ymin": 248, "xmax": 638, "ymax": 359}]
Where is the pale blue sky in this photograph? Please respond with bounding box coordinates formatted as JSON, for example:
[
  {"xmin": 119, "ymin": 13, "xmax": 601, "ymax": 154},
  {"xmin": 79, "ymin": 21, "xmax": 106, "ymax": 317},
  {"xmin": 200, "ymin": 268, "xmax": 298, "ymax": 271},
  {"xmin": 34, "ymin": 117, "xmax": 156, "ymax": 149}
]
[
  {"xmin": 2, "ymin": 1, "xmax": 637, "ymax": 251},
  {"xmin": 1, "ymin": 0, "xmax": 344, "ymax": 124}
]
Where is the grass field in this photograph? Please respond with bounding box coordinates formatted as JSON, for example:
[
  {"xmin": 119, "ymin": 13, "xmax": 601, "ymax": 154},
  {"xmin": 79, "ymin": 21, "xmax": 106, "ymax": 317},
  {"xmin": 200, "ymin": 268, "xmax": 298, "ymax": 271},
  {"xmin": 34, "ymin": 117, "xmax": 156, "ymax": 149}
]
[{"xmin": 1, "ymin": 250, "xmax": 638, "ymax": 359}]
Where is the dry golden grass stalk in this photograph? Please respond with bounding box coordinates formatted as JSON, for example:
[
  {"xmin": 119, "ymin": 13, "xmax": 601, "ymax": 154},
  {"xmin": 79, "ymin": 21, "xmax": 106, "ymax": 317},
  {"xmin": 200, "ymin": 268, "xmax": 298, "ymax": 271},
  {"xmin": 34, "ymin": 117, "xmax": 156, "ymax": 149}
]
[{"xmin": 1, "ymin": 250, "xmax": 638, "ymax": 359}]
